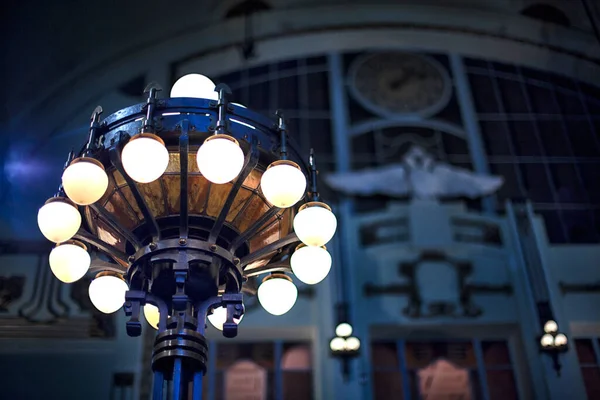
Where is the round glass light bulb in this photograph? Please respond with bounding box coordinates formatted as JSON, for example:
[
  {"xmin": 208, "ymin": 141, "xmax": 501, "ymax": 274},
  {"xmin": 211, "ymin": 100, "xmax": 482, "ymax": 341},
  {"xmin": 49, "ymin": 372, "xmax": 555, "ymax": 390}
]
[
  {"xmin": 293, "ymin": 202, "xmax": 337, "ymax": 247},
  {"xmin": 37, "ymin": 198, "xmax": 81, "ymax": 243},
  {"xmin": 554, "ymin": 333, "xmax": 568, "ymax": 346},
  {"xmin": 144, "ymin": 304, "xmax": 160, "ymax": 329},
  {"xmin": 207, "ymin": 306, "xmax": 244, "ymax": 331},
  {"xmin": 544, "ymin": 320, "xmax": 558, "ymax": 334},
  {"xmin": 290, "ymin": 245, "xmax": 332, "ymax": 285},
  {"xmin": 88, "ymin": 274, "xmax": 128, "ymax": 314},
  {"xmin": 260, "ymin": 160, "xmax": 306, "ymax": 208},
  {"xmin": 540, "ymin": 333, "xmax": 554, "ymax": 347},
  {"xmin": 330, "ymin": 337, "xmax": 345, "ymax": 352},
  {"xmin": 49, "ymin": 241, "xmax": 90, "ymax": 283},
  {"xmin": 170, "ymin": 74, "xmax": 218, "ymax": 100},
  {"xmin": 62, "ymin": 158, "xmax": 108, "ymax": 205},
  {"xmin": 122, "ymin": 134, "xmax": 169, "ymax": 183},
  {"xmin": 345, "ymin": 337, "xmax": 361, "ymax": 351},
  {"xmin": 257, "ymin": 274, "xmax": 298, "ymax": 316},
  {"xmin": 197, "ymin": 135, "xmax": 244, "ymax": 184},
  {"xmin": 335, "ymin": 323, "xmax": 353, "ymax": 338}
]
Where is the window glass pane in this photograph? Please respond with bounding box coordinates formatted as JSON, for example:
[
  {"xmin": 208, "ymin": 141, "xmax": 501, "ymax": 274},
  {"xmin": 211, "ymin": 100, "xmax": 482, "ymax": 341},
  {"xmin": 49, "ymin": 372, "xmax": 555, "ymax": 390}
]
[
  {"xmin": 509, "ymin": 121, "xmax": 540, "ymax": 156},
  {"xmin": 490, "ymin": 163, "xmax": 523, "ymax": 201},
  {"xmin": 405, "ymin": 342, "xmax": 476, "ymax": 369},
  {"xmin": 486, "ymin": 370, "xmax": 518, "ymax": 400},
  {"xmin": 371, "ymin": 342, "xmax": 399, "ymax": 369},
  {"xmin": 519, "ymin": 164, "xmax": 553, "ymax": 202},
  {"xmin": 307, "ymin": 119, "xmax": 333, "ymax": 156},
  {"xmin": 566, "ymin": 119, "xmax": 600, "ymax": 157},
  {"xmin": 579, "ymin": 164, "xmax": 600, "ymax": 203},
  {"xmin": 246, "ymin": 82, "xmax": 270, "ymax": 111},
  {"xmin": 538, "ymin": 121, "xmax": 572, "ymax": 157},
  {"xmin": 550, "ymin": 163, "xmax": 587, "ymax": 204},
  {"xmin": 527, "ymin": 84, "xmax": 559, "ymax": 114},
  {"xmin": 575, "ymin": 339, "xmax": 597, "ymax": 364},
  {"xmin": 581, "ymin": 367, "xmax": 600, "ymax": 400},
  {"xmin": 305, "ymin": 72, "xmax": 329, "ymax": 110},
  {"xmin": 283, "ymin": 371, "xmax": 313, "ymax": 400},
  {"xmin": 482, "ymin": 341, "xmax": 511, "ymax": 366},
  {"xmin": 539, "ymin": 210, "xmax": 567, "ymax": 243},
  {"xmin": 215, "ymin": 343, "xmax": 275, "ymax": 369},
  {"xmin": 469, "ymin": 74, "xmax": 499, "ymax": 113},
  {"xmin": 481, "ymin": 121, "xmax": 512, "ymax": 156},
  {"xmin": 556, "ymin": 90, "xmax": 585, "ymax": 115},
  {"xmin": 373, "ymin": 371, "xmax": 404, "ymax": 400},
  {"xmin": 498, "ymin": 79, "xmax": 527, "ymax": 113},
  {"xmin": 562, "ymin": 210, "xmax": 599, "ymax": 243},
  {"xmin": 441, "ymin": 133, "xmax": 469, "ymax": 156},
  {"xmin": 282, "ymin": 344, "xmax": 311, "ymax": 370},
  {"xmin": 277, "ymin": 75, "xmax": 299, "ymax": 110}
]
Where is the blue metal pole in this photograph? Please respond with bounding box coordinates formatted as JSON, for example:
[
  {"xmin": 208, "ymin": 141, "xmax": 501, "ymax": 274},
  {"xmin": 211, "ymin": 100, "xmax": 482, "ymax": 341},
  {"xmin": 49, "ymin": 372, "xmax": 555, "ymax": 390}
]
[
  {"xmin": 172, "ymin": 358, "xmax": 183, "ymax": 400},
  {"xmin": 152, "ymin": 371, "xmax": 164, "ymax": 400},
  {"xmin": 192, "ymin": 372, "xmax": 203, "ymax": 400}
]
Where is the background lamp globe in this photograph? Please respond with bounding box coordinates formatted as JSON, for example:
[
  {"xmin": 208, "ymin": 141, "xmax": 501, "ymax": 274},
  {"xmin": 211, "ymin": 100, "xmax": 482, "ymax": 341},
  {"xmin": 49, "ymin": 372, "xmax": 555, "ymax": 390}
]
[
  {"xmin": 37, "ymin": 198, "xmax": 81, "ymax": 243},
  {"xmin": 144, "ymin": 304, "xmax": 160, "ymax": 329},
  {"xmin": 540, "ymin": 333, "xmax": 554, "ymax": 347},
  {"xmin": 554, "ymin": 333, "xmax": 568, "ymax": 346},
  {"xmin": 121, "ymin": 134, "xmax": 169, "ymax": 183},
  {"xmin": 49, "ymin": 241, "xmax": 90, "ymax": 283},
  {"xmin": 207, "ymin": 306, "xmax": 244, "ymax": 331},
  {"xmin": 257, "ymin": 274, "xmax": 298, "ymax": 316},
  {"xmin": 260, "ymin": 160, "xmax": 306, "ymax": 208},
  {"xmin": 345, "ymin": 337, "xmax": 361, "ymax": 351},
  {"xmin": 544, "ymin": 320, "xmax": 558, "ymax": 334},
  {"xmin": 330, "ymin": 337, "xmax": 345, "ymax": 352},
  {"xmin": 62, "ymin": 158, "xmax": 108, "ymax": 205},
  {"xmin": 170, "ymin": 73, "xmax": 218, "ymax": 100},
  {"xmin": 88, "ymin": 273, "xmax": 129, "ymax": 314},
  {"xmin": 290, "ymin": 245, "xmax": 332, "ymax": 285},
  {"xmin": 197, "ymin": 135, "xmax": 244, "ymax": 184},
  {"xmin": 335, "ymin": 323, "xmax": 353, "ymax": 338},
  {"xmin": 293, "ymin": 202, "xmax": 337, "ymax": 247}
]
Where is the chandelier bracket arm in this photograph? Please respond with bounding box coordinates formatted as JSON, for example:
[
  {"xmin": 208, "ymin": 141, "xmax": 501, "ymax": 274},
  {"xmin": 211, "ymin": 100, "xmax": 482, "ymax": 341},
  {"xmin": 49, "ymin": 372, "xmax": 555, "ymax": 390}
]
[
  {"xmin": 209, "ymin": 137, "xmax": 259, "ymax": 243},
  {"xmin": 244, "ymin": 262, "xmax": 293, "ymax": 278},
  {"xmin": 229, "ymin": 206, "xmax": 281, "ymax": 252},
  {"xmin": 142, "ymin": 82, "xmax": 162, "ymax": 132},
  {"xmin": 73, "ymin": 229, "xmax": 129, "ymax": 265},
  {"xmin": 109, "ymin": 142, "xmax": 161, "ymax": 242},
  {"xmin": 240, "ymin": 232, "xmax": 300, "ymax": 268},
  {"xmin": 89, "ymin": 204, "xmax": 143, "ymax": 250},
  {"xmin": 88, "ymin": 258, "xmax": 127, "ymax": 275}
]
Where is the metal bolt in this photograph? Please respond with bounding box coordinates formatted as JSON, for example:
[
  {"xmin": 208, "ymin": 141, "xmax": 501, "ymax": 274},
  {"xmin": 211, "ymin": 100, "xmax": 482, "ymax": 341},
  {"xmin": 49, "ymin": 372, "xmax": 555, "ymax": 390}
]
[
  {"xmin": 233, "ymin": 257, "xmax": 240, "ymax": 265},
  {"xmin": 179, "ymin": 238, "xmax": 187, "ymax": 246},
  {"xmin": 128, "ymin": 256, "xmax": 135, "ymax": 263},
  {"xmin": 209, "ymin": 244, "xmax": 217, "ymax": 252},
  {"xmin": 235, "ymin": 305, "xmax": 243, "ymax": 311},
  {"xmin": 149, "ymin": 243, "xmax": 157, "ymax": 250},
  {"xmin": 125, "ymin": 301, "xmax": 132, "ymax": 308}
]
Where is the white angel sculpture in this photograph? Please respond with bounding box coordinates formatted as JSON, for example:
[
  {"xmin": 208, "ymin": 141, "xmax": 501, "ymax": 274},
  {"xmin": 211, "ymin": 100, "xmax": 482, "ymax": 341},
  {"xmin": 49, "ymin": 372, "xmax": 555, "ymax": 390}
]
[{"xmin": 325, "ymin": 145, "xmax": 503, "ymax": 200}]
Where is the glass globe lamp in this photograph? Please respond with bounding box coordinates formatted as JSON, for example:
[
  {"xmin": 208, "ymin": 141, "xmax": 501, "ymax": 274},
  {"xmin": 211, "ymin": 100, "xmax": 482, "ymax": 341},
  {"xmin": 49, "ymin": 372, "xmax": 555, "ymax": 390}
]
[
  {"xmin": 330, "ymin": 337, "xmax": 345, "ymax": 352},
  {"xmin": 293, "ymin": 202, "xmax": 337, "ymax": 247},
  {"xmin": 170, "ymin": 74, "xmax": 218, "ymax": 100},
  {"xmin": 345, "ymin": 337, "xmax": 361, "ymax": 351},
  {"xmin": 335, "ymin": 323, "xmax": 353, "ymax": 338},
  {"xmin": 88, "ymin": 272, "xmax": 129, "ymax": 314},
  {"xmin": 49, "ymin": 241, "xmax": 90, "ymax": 283},
  {"xmin": 37, "ymin": 197, "xmax": 81, "ymax": 243},
  {"xmin": 554, "ymin": 333, "xmax": 568, "ymax": 347},
  {"xmin": 544, "ymin": 320, "xmax": 558, "ymax": 334},
  {"xmin": 257, "ymin": 273, "xmax": 298, "ymax": 316},
  {"xmin": 540, "ymin": 333, "xmax": 554, "ymax": 347},
  {"xmin": 62, "ymin": 157, "xmax": 108, "ymax": 205},
  {"xmin": 260, "ymin": 160, "xmax": 306, "ymax": 208},
  {"xmin": 122, "ymin": 133, "xmax": 169, "ymax": 183},
  {"xmin": 144, "ymin": 304, "xmax": 160, "ymax": 329},
  {"xmin": 197, "ymin": 135, "xmax": 244, "ymax": 184},
  {"xmin": 207, "ymin": 305, "xmax": 244, "ymax": 331},
  {"xmin": 290, "ymin": 244, "xmax": 332, "ymax": 285}
]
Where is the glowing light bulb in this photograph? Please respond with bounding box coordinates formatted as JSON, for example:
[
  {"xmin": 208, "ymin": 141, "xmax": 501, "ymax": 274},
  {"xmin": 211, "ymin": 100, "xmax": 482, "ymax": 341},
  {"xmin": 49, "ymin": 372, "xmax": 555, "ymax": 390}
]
[
  {"xmin": 144, "ymin": 304, "xmax": 160, "ymax": 329},
  {"xmin": 62, "ymin": 158, "xmax": 108, "ymax": 205},
  {"xmin": 540, "ymin": 333, "xmax": 554, "ymax": 347},
  {"xmin": 345, "ymin": 337, "xmax": 361, "ymax": 351},
  {"xmin": 37, "ymin": 197, "xmax": 81, "ymax": 243},
  {"xmin": 554, "ymin": 333, "xmax": 568, "ymax": 346},
  {"xmin": 290, "ymin": 245, "xmax": 332, "ymax": 285},
  {"xmin": 544, "ymin": 320, "xmax": 558, "ymax": 334},
  {"xmin": 293, "ymin": 202, "xmax": 337, "ymax": 247},
  {"xmin": 48, "ymin": 241, "xmax": 90, "ymax": 283},
  {"xmin": 121, "ymin": 134, "xmax": 169, "ymax": 183},
  {"xmin": 170, "ymin": 74, "xmax": 218, "ymax": 100},
  {"xmin": 197, "ymin": 135, "xmax": 244, "ymax": 184},
  {"xmin": 207, "ymin": 305, "xmax": 244, "ymax": 331},
  {"xmin": 260, "ymin": 160, "xmax": 306, "ymax": 208},
  {"xmin": 88, "ymin": 273, "xmax": 128, "ymax": 314},
  {"xmin": 257, "ymin": 274, "xmax": 297, "ymax": 316},
  {"xmin": 330, "ymin": 337, "xmax": 345, "ymax": 352},
  {"xmin": 335, "ymin": 323, "xmax": 353, "ymax": 338}
]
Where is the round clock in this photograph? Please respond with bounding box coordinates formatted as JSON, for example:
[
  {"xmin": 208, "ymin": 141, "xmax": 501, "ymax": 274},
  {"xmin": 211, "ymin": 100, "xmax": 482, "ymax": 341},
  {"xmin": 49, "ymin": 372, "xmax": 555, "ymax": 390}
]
[{"xmin": 348, "ymin": 52, "xmax": 451, "ymax": 118}]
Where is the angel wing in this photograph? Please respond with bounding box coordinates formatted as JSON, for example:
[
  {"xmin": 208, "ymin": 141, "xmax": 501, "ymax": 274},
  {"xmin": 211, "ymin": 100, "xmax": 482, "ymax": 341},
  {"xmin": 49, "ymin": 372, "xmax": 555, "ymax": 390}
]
[
  {"xmin": 324, "ymin": 164, "xmax": 409, "ymax": 197},
  {"xmin": 431, "ymin": 164, "xmax": 504, "ymax": 198}
]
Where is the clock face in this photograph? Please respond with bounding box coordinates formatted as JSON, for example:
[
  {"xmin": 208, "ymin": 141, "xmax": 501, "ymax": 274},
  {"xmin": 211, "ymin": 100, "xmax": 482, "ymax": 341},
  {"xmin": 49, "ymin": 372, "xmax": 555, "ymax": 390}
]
[{"xmin": 349, "ymin": 52, "xmax": 451, "ymax": 117}]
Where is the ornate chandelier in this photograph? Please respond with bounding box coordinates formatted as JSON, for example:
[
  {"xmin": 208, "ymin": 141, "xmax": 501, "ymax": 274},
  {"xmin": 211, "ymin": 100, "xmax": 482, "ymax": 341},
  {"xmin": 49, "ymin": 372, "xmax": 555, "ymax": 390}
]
[{"xmin": 37, "ymin": 74, "xmax": 337, "ymax": 399}]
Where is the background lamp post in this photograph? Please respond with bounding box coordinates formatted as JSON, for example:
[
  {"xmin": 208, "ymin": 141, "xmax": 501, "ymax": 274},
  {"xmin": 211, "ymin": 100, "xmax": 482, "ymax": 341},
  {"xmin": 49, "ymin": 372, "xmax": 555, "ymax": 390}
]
[
  {"xmin": 36, "ymin": 75, "xmax": 338, "ymax": 400},
  {"xmin": 330, "ymin": 303, "xmax": 361, "ymax": 381},
  {"xmin": 538, "ymin": 319, "xmax": 569, "ymax": 376}
]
